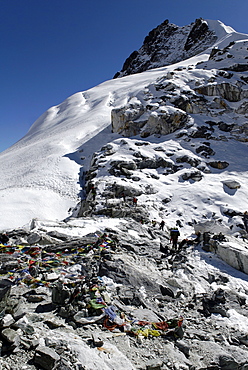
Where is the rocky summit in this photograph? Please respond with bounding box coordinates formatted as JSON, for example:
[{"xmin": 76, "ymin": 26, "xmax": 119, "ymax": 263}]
[
  {"xmin": 0, "ymin": 17, "xmax": 248, "ymax": 370},
  {"xmin": 114, "ymin": 18, "xmax": 217, "ymax": 78}
]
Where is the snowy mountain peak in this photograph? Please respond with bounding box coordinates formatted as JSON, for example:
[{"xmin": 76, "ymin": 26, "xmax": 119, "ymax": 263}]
[{"xmin": 114, "ymin": 18, "xmax": 218, "ymax": 78}]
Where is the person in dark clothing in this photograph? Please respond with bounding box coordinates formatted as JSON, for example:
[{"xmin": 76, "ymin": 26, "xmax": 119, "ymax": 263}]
[
  {"xmin": 243, "ymin": 211, "xmax": 248, "ymax": 232},
  {"xmin": 0, "ymin": 233, "xmax": 9, "ymax": 244},
  {"xmin": 170, "ymin": 228, "xmax": 180, "ymax": 249},
  {"xmin": 178, "ymin": 238, "xmax": 192, "ymax": 251},
  {"xmin": 203, "ymin": 232, "xmax": 211, "ymax": 250},
  {"xmin": 133, "ymin": 197, "xmax": 137, "ymax": 206},
  {"xmin": 159, "ymin": 220, "xmax": 165, "ymax": 231},
  {"xmin": 91, "ymin": 186, "xmax": 96, "ymax": 200},
  {"xmin": 195, "ymin": 232, "xmax": 202, "ymax": 244}
]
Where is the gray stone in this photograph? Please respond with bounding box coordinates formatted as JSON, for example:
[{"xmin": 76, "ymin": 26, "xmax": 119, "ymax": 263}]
[
  {"xmin": 223, "ymin": 180, "xmax": 241, "ymax": 189},
  {"xmin": 27, "ymin": 295, "xmax": 45, "ymax": 303},
  {"xmin": 20, "ymin": 337, "xmax": 32, "ymax": 350},
  {"xmin": 27, "ymin": 232, "xmax": 41, "ymax": 244},
  {"xmin": 175, "ymin": 340, "xmax": 190, "ymax": 357},
  {"xmin": 219, "ymin": 354, "xmax": 239, "ymax": 370},
  {"xmin": 52, "ymin": 281, "xmax": 70, "ymax": 305},
  {"xmin": 44, "ymin": 318, "xmax": 63, "ymax": 329},
  {"xmin": 181, "ymin": 170, "xmax": 203, "ymax": 181},
  {"xmin": 1, "ymin": 328, "xmax": 20, "ymax": 346},
  {"xmin": 146, "ymin": 358, "xmax": 163, "ymax": 370},
  {"xmin": 34, "ymin": 345, "xmax": 60, "ymax": 370},
  {"xmin": 0, "ymin": 279, "xmax": 13, "ymax": 312},
  {"xmin": 176, "ymin": 155, "xmax": 201, "ymax": 167},
  {"xmin": 57, "ymin": 306, "xmax": 71, "ymax": 318},
  {"xmin": 92, "ymin": 333, "xmax": 104, "ymax": 347},
  {"xmin": 0, "ymin": 314, "xmax": 15, "ymax": 328}
]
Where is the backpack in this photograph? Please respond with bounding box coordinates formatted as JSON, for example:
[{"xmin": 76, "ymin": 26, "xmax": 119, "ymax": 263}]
[{"xmin": 170, "ymin": 229, "xmax": 180, "ymax": 238}]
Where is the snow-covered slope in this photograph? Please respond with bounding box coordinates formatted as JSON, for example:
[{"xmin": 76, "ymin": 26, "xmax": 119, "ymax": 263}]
[{"xmin": 0, "ymin": 19, "xmax": 248, "ymax": 232}]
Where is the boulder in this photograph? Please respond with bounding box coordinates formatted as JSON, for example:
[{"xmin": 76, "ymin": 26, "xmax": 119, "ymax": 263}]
[
  {"xmin": 1, "ymin": 328, "xmax": 20, "ymax": 346},
  {"xmin": 181, "ymin": 170, "xmax": 203, "ymax": 182},
  {"xmin": 146, "ymin": 359, "xmax": 163, "ymax": 370},
  {"xmin": 51, "ymin": 281, "xmax": 70, "ymax": 306},
  {"xmin": 209, "ymin": 161, "xmax": 229, "ymax": 169},
  {"xmin": 219, "ymin": 354, "xmax": 239, "ymax": 370},
  {"xmin": 190, "ymin": 125, "xmax": 212, "ymax": 139},
  {"xmin": 111, "ymin": 103, "xmax": 145, "ymax": 136},
  {"xmin": 176, "ymin": 154, "xmax": 201, "ymax": 167},
  {"xmin": 175, "ymin": 340, "xmax": 190, "ymax": 357},
  {"xmin": 140, "ymin": 108, "xmax": 188, "ymax": 137},
  {"xmin": 111, "ymin": 103, "xmax": 188, "ymax": 138},
  {"xmin": 0, "ymin": 279, "xmax": 13, "ymax": 312},
  {"xmin": 34, "ymin": 345, "xmax": 60, "ymax": 370},
  {"xmin": 0, "ymin": 314, "xmax": 15, "ymax": 328},
  {"xmin": 196, "ymin": 144, "xmax": 215, "ymax": 156},
  {"xmin": 215, "ymin": 242, "xmax": 248, "ymax": 274},
  {"xmin": 27, "ymin": 232, "xmax": 41, "ymax": 244},
  {"xmin": 92, "ymin": 333, "xmax": 104, "ymax": 347},
  {"xmin": 223, "ymin": 180, "xmax": 241, "ymax": 189},
  {"xmin": 219, "ymin": 122, "xmax": 234, "ymax": 132}
]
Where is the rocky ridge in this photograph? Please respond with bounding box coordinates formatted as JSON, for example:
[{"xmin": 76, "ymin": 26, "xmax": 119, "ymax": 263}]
[
  {"xmin": 112, "ymin": 38, "xmax": 248, "ymax": 139},
  {"xmin": 114, "ymin": 18, "xmax": 217, "ymax": 78}
]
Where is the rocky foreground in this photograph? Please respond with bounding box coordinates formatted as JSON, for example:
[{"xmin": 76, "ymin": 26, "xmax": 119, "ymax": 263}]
[{"xmin": 0, "ymin": 218, "xmax": 248, "ymax": 370}]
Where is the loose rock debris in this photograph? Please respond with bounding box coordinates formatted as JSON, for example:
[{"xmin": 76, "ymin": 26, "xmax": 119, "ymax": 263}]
[
  {"xmin": 0, "ymin": 231, "xmax": 184, "ymax": 369},
  {"xmin": 0, "ymin": 224, "xmax": 248, "ymax": 370}
]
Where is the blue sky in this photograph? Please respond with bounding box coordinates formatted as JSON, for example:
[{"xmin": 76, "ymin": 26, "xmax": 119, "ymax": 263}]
[{"xmin": 1, "ymin": 0, "xmax": 248, "ymax": 153}]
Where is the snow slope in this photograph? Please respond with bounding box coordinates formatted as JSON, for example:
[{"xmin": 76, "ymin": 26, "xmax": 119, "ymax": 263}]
[{"xmin": 0, "ymin": 19, "xmax": 248, "ymax": 231}]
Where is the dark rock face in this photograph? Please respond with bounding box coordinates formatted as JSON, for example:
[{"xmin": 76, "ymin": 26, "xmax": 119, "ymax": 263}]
[
  {"xmin": 184, "ymin": 18, "xmax": 210, "ymax": 51},
  {"xmin": 114, "ymin": 18, "xmax": 217, "ymax": 78}
]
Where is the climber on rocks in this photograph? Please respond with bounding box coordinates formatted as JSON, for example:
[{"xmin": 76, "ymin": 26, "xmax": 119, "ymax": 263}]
[
  {"xmin": 133, "ymin": 197, "xmax": 138, "ymax": 206},
  {"xmin": 152, "ymin": 220, "xmax": 157, "ymax": 227},
  {"xmin": 0, "ymin": 233, "xmax": 9, "ymax": 244},
  {"xmin": 170, "ymin": 228, "xmax": 180, "ymax": 250},
  {"xmin": 159, "ymin": 220, "xmax": 165, "ymax": 231},
  {"xmin": 91, "ymin": 185, "xmax": 97, "ymax": 200},
  {"xmin": 121, "ymin": 192, "xmax": 126, "ymax": 202},
  {"xmin": 243, "ymin": 211, "xmax": 248, "ymax": 232}
]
